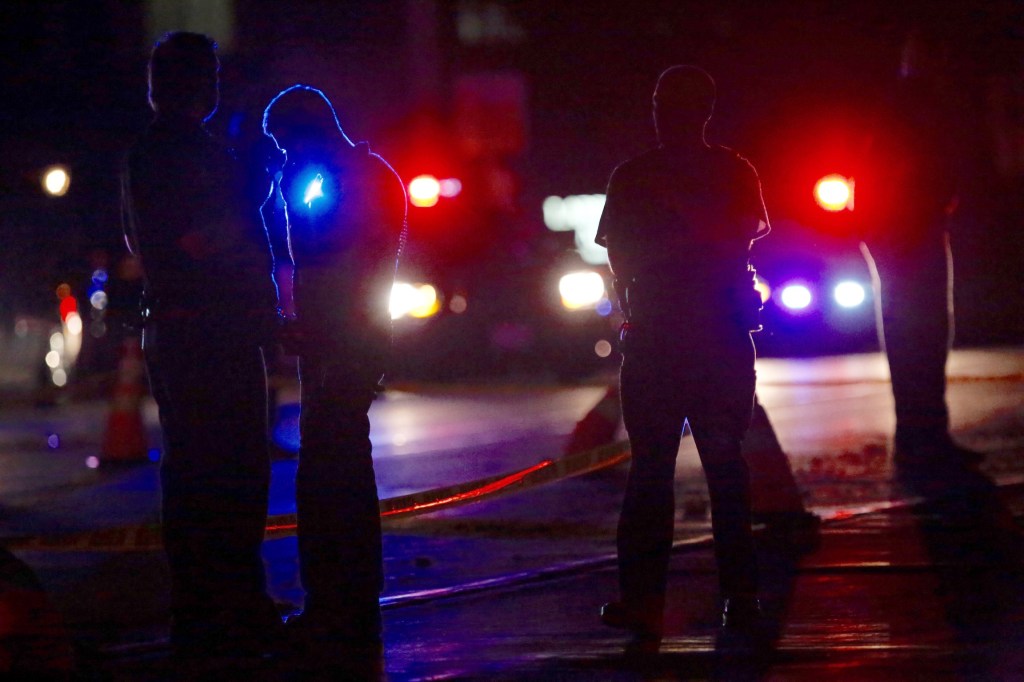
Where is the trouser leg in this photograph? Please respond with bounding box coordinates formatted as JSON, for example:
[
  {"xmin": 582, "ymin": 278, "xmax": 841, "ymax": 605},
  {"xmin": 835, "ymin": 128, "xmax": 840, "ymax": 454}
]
[
  {"xmin": 617, "ymin": 362, "xmax": 681, "ymax": 605},
  {"xmin": 297, "ymin": 359, "xmax": 382, "ymax": 634},
  {"xmin": 148, "ymin": 327, "xmax": 272, "ymax": 627},
  {"xmin": 692, "ymin": 421, "xmax": 757, "ymax": 598},
  {"xmin": 863, "ymin": 237, "xmax": 952, "ymax": 448}
]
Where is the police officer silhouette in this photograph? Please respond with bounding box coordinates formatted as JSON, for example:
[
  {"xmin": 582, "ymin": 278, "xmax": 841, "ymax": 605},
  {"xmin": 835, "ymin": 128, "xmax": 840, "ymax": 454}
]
[
  {"xmin": 262, "ymin": 84, "xmax": 406, "ymax": 674},
  {"xmin": 596, "ymin": 66, "xmax": 767, "ymax": 649},
  {"xmin": 122, "ymin": 32, "xmax": 283, "ymax": 665}
]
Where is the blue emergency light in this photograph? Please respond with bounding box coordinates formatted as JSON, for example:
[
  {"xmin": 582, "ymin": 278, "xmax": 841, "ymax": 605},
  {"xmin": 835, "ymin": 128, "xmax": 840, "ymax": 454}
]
[
  {"xmin": 288, "ymin": 166, "xmax": 335, "ymax": 217},
  {"xmin": 304, "ymin": 173, "xmax": 324, "ymax": 207}
]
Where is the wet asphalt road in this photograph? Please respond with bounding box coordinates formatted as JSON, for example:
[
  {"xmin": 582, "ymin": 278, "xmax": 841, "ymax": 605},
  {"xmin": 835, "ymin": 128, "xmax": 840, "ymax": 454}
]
[{"xmin": 0, "ymin": 348, "xmax": 1021, "ymax": 679}]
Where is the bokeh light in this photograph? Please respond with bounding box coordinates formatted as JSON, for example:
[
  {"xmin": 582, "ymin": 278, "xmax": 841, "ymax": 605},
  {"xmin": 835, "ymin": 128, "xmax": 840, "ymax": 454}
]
[
  {"xmin": 390, "ymin": 281, "xmax": 441, "ymax": 320},
  {"xmin": 558, "ymin": 271, "xmax": 605, "ymax": 310},
  {"xmin": 780, "ymin": 284, "xmax": 812, "ymax": 311},
  {"xmin": 408, "ymin": 175, "xmax": 441, "ymax": 207},
  {"xmin": 834, "ymin": 281, "xmax": 866, "ymax": 308},
  {"xmin": 814, "ymin": 174, "xmax": 852, "ymax": 212},
  {"xmin": 42, "ymin": 166, "xmax": 70, "ymax": 196},
  {"xmin": 449, "ymin": 294, "xmax": 468, "ymax": 314},
  {"xmin": 594, "ymin": 339, "xmax": 613, "ymax": 358},
  {"xmin": 65, "ymin": 311, "xmax": 83, "ymax": 336},
  {"xmin": 90, "ymin": 290, "xmax": 109, "ymax": 310},
  {"xmin": 438, "ymin": 178, "xmax": 462, "ymax": 198}
]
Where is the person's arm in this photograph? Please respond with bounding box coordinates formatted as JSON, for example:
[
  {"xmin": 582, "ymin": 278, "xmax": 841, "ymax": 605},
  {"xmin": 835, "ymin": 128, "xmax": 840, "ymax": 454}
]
[
  {"xmin": 120, "ymin": 157, "xmax": 141, "ymax": 257},
  {"xmin": 595, "ymin": 167, "xmax": 636, "ymax": 318}
]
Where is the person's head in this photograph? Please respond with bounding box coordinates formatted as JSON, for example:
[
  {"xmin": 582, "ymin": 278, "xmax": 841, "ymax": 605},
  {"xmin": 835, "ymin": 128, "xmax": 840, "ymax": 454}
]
[
  {"xmin": 652, "ymin": 65, "xmax": 716, "ymax": 146},
  {"xmin": 262, "ymin": 85, "xmax": 351, "ymax": 160},
  {"xmin": 148, "ymin": 32, "xmax": 219, "ymax": 122}
]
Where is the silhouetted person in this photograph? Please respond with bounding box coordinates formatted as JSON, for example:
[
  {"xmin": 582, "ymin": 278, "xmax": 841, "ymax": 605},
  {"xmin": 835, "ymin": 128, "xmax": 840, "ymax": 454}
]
[
  {"xmin": 121, "ymin": 32, "xmax": 283, "ymax": 666},
  {"xmin": 596, "ymin": 66, "xmax": 768, "ymax": 651},
  {"xmin": 262, "ymin": 85, "xmax": 406, "ymax": 675},
  {"xmin": 857, "ymin": 28, "xmax": 977, "ymax": 489}
]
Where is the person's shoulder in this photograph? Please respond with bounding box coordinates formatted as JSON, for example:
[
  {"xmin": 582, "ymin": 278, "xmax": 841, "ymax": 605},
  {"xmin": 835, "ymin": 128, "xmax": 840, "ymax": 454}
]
[
  {"xmin": 710, "ymin": 143, "xmax": 755, "ymax": 168},
  {"xmin": 609, "ymin": 148, "xmax": 661, "ymax": 184},
  {"xmin": 711, "ymin": 144, "xmax": 762, "ymax": 185}
]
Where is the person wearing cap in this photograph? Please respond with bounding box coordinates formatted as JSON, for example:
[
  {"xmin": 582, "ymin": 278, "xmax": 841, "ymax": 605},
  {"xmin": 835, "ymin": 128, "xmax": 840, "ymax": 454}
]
[{"xmin": 595, "ymin": 65, "xmax": 768, "ymax": 650}]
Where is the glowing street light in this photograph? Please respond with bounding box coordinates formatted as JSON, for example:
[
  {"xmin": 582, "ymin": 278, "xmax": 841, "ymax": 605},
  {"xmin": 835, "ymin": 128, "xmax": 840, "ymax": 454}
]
[
  {"xmin": 42, "ymin": 166, "xmax": 70, "ymax": 196},
  {"xmin": 814, "ymin": 174, "xmax": 853, "ymax": 212}
]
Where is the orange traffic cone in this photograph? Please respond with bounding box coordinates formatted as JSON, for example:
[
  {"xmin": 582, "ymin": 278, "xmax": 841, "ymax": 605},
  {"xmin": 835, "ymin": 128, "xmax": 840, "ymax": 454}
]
[
  {"xmin": 565, "ymin": 385, "xmax": 622, "ymax": 455},
  {"xmin": 101, "ymin": 336, "xmax": 149, "ymax": 463}
]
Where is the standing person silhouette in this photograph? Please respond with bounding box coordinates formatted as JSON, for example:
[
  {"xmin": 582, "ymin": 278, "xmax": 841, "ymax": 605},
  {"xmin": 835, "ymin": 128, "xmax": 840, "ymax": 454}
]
[
  {"xmin": 857, "ymin": 28, "xmax": 977, "ymax": 488},
  {"xmin": 121, "ymin": 32, "xmax": 283, "ymax": 668},
  {"xmin": 596, "ymin": 65, "xmax": 768, "ymax": 651},
  {"xmin": 262, "ymin": 85, "xmax": 406, "ymax": 676}
]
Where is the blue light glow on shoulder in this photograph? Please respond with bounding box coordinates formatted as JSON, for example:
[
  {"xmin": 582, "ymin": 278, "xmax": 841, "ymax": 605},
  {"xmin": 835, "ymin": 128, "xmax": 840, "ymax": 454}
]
[
  {"xmin": 304, "ymin": 173, "xmax": 324, "ymax": 207},
  {"xmin": 286, "ymin": 165, "xmax": 337, "ymax": 218}
]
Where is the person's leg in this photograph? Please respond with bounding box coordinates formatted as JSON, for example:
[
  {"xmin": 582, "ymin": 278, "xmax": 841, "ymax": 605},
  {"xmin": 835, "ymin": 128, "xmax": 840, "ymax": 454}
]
[
  {"xmin": 687, "ymin": 339, "xmax": 759, "ymax": 625},
  {"xmin": 612, "ymin": 355, "xmax": 684, "ymax": 636},
  {"xmin": 296, "ymin": 358, "xmax": 382, "ymax": 639},
  {"xmin": 149, "ymin": 324, "xmax": 276, "ymax": 649},
  {"xmin": 862, "ymin": 236, "xmax": 952, "ymax": 452},
  {"xmin": 691, "ymin": 420, "xmax": 757, "ymax": 602}
]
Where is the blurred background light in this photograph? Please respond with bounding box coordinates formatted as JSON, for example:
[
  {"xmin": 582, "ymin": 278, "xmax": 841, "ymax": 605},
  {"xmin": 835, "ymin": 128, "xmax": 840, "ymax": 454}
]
[
  {"xmin": 438, "ymin": 178, "xmax": 462, "ymax": 198},
  {"xmin": 449, "ymin": 293, "xmax": 468, "ymax": 314},
  {"xmin": 558, "ymin": 270, "xmax": 605, "ymax": 310},
  {"xmin": 90, "ymin": 290, "xmax": 109, "ymax": 310},
  {"xmin": 833, "ymin": 280, "xmax": 866, "ymax": 308},
  {"xmin": 65, "ymin": 311, "xmax": 83, "ymax": 337},
  {"xmin": 390, "ymin": 281, "xmax": 441, "ymax": 319},
  {"xmin": 542, "ymin": 195, "xmax": 608, "ymax": 265},
  {"xmin": 814, "ymin": 174, "xmax": 853, "ymax": 212},
  {"xmin": 42, "ymin": 165, "xmax": 71, "ymax": 196},
  {"xmin": 409, "ymin": 174, "xmax": 441, "ymax": 207},
  {"xmin": 780, "ymin": 284, "xmax": 812, "ymax": 310}
]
